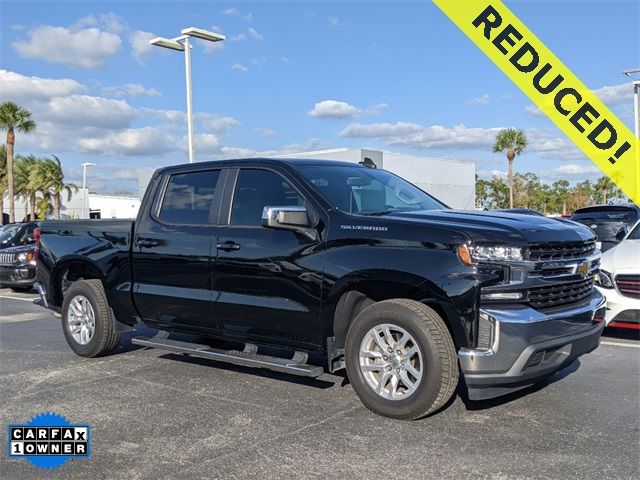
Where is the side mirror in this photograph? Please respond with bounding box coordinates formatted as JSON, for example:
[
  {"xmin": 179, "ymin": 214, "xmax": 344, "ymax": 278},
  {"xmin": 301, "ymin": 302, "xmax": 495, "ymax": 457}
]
[
  {"xmin": 616, "ymin": 226, "xmax": 628, "ymax": 242},
  {"xmin": 261, "ymin": 206, "xmax": 316, "ymax": 240}
]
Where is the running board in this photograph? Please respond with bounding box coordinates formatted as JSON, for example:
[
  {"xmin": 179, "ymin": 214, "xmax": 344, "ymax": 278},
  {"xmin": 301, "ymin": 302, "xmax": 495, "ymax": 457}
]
[{"xmin": 131, "ymin": 334, "xmax": 323, "ymax": 378}]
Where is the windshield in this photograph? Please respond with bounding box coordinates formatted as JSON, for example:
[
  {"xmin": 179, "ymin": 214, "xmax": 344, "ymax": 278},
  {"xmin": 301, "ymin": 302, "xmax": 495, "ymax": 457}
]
[
  {"xmin": 297, "ymin": 165, "xmax": 447, "ymax": 215},
  {"xmin": 629, "ymin": 222, "xmax": 640, "ymax": 240},
  {"xmin": 571, "ymin": 208, "xmax": 637, "ymax": 223},
  {"xmin": 0, "ymin": 225, "xmax": 22, "ymax": 244}
]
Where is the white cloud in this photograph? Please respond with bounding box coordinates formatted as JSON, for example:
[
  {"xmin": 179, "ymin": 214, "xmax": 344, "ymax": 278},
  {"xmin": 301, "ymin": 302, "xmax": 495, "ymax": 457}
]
[
  {"xmin": 255, "ymin": 127, "xmax": 280, "ymax": 138},
  {"xmin": 365, "ymin": 103, "xmax": 389, "ymax": 117},
  {"xmin": 231, "ymin": 63, "xmax": 249, "ymax": 73},
  {"xmin": 340, "ymin": 122, "xmax": 501, "ymax": 150},
  {"xmin": 327, "ymin": 16, "xmax": 345, "ymax": 27},
  {"xmin": 102, "ymin": 83, "xmax": 161, "ymax": 98},
  {"xmin": 199, "ymin": 114, "xmax": 240, "ymax": 133},
  {"xmin": 129, "ymin": 30, "xmax": 157, "ymax": 64},
  {"xmin": 466, "ymin": 94, "xmax": 492, "ymax": 105},
  {"xmin": 308, "ymin": 100, "xmax": 362, "ymax": 119},
  {"xmin": 525, "ymin": 128, "xmax": 585, "ymax": 160},
  {"xmin": 251, "ymin": 56, "xmax": 266, "ymax": 66},
  {"xmin": 551, "ymin": 163, "xmax": 600, "ymax": 175},
  {"xmin": 218, "ymin": 138, "xmax": 333, "ymax": 159},
  {"xmin": 308, "ymin": 100, "xmax": 388, "ymax": 119},
  {"xmin": 593, "ymin": 83, "xmax": 634, "ymax": 104},
  {"xmin": 10, "ymin": 24, "xmax": 25, "ymax": 30},
  {"xmin": 0, "ymin": 69, "xmax": 87, "ymax": 101},
  {"xmin": 46, "ymin": 95, "xmax": 137, "ymax": 129},
  {"xmin": 339, "ymin": 122, "xmax": 424, "ymax": 138},
  {"xmin": 248, "ymin": 27, "xmax": 263, "ymax": 41},
  {"xmin": 229, "ymin": 33, "xmax": 247, "ymax": 42},
  {"xmin": 189, "ymin": 134, "xmax": 222, "ymax": 155},
  {"xmin": 77, "ymin": 127, "xmax": 172, "ymax": 156},
  {"xmin": 222, "ymin": 8, "xmax": 253, "ymax": 21},
  {"xmin": 524, "ymin": 104, "xmax": 545, "ymax": 117},
  {"xmin": 279, "ymin": 56, "xmax": 291, "ymax": 64},
  {"xmin": 13, "ymin": 25, "xmax": 121, "ymax": 68}
]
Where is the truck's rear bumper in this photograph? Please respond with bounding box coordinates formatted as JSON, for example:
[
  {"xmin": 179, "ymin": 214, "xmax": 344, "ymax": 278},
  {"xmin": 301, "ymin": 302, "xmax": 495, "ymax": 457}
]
[{"xmin": 460, "ymin": 290, "xmax": 606, "ymax": 400}]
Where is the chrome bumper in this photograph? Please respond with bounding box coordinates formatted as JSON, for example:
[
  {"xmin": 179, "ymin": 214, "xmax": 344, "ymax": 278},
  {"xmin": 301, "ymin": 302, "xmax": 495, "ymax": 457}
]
[{"xmin": 460, "ymin": 290, "xmax": 607, "ymax": 400}]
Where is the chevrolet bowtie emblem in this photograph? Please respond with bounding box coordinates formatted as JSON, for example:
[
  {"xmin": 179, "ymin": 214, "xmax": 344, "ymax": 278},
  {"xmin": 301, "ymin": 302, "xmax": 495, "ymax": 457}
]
[{"xmin": 577, "ymin": 262, "xmax": 590, "ymax": 278}]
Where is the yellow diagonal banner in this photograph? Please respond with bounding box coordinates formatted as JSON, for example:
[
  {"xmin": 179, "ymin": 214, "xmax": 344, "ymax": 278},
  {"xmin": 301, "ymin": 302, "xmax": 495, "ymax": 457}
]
[{"xmin": 433, "ymin": 0, "xmax": 639, "ymax": 205}]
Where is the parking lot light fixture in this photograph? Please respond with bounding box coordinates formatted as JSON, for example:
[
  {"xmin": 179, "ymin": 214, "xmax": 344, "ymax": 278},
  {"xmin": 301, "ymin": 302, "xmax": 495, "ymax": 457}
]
[{"xmin": 150, "ymin": 27, "xmax": 226, "ymax": 164}]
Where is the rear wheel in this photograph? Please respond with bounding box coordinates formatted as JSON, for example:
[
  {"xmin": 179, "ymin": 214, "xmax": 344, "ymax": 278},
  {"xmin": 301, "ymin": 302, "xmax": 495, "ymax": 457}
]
[
  {"xmin": 345, "ymin": 299, "xmax": 459, "ymax": 419},
  {"xmin": 61, "ymin": 279, "xmax": 120, "ymax": 357}
]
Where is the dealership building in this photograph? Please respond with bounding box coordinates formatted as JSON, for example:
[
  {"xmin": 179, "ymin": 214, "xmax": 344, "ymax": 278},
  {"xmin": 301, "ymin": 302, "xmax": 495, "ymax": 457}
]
[{"xmin": 277, "ymin": 148, "xmax": 476, "ymax": 209}]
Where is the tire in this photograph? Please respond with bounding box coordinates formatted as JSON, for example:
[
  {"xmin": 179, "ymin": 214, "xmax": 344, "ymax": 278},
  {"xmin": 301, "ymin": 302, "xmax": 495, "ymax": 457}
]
[
  {"xmin": 345, "ymin": 299, "xmax": 459, "ymax": 420},
  {"xmin": 61, "ymin": 279, "xmax": 121, "ymax": 357}
]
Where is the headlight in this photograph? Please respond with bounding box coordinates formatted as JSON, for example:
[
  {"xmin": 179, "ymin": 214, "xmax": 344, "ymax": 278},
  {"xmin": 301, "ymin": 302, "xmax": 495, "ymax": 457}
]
[
  {"xmin": 458, "ymin": 244, "xmax": 523, "ymax": 265},
  {"xmin": 594, "ymin": 270, "xmax": 614, "ymax": 288},
  {"xmin": 15, "ymin": 252, "xmax": 35, "ymax": 264}
]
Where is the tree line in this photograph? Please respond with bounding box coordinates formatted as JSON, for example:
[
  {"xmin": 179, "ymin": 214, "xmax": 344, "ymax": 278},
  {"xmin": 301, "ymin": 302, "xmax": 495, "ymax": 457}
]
[
  {"xmin": 0, "ymin": 102, "xmax": 77, "ymax": 223},
  {"xmin": 476, "ymin": 173, "xmax": 623, "ymax": 214}
]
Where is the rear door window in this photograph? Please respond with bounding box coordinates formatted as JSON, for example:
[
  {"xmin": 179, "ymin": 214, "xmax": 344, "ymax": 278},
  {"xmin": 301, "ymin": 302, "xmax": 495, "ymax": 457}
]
[{"xmin": 158, "ymin": 170, "xmax": 221, "ymax": 225}]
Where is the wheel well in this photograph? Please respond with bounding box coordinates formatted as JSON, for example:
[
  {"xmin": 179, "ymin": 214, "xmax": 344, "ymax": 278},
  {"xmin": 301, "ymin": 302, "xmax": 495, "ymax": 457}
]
[
  {"xmin": 52, "ymin": 260, "xmax": 104, "ymax": 307},
  {"xmin": 332, "ymin": 282, "xmax": 455, "ymax": 350}
]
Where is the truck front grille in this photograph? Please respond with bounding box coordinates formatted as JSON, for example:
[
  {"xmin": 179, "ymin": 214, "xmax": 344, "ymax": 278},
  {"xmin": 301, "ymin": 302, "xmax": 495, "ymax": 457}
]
[
  {"xmin": 527, "ymin": 277, "xmax": 594, "ymax": 309},
  {"xmin": 615, "ymin": 275, "xmax": 640, "ymax": 297},
  {"xmin": 528, "ymin": 240, "xmax": 596, "ymax": 262},
  {"xmin": 0, "ymin": 252, "xmax": 14, "ymax": 266}
]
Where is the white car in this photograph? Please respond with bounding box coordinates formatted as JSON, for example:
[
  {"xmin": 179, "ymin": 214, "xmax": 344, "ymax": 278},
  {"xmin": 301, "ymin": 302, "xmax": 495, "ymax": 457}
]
[{"xmin": 595, "ymin": 220, "xmax": 640, "ymax": 329}]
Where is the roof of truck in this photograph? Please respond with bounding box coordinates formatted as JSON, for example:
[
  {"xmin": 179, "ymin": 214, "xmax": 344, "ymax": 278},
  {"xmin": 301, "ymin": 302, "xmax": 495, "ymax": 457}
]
[{"xmin": 156, "ymin": 157, "xmax": 367, "ymax": 175}]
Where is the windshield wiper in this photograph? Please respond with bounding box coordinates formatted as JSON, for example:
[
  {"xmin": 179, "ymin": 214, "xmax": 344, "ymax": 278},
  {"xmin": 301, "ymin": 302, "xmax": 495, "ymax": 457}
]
[{"xmin": 363, "ymin": 210, "xmax": 395, "ymax": 216}]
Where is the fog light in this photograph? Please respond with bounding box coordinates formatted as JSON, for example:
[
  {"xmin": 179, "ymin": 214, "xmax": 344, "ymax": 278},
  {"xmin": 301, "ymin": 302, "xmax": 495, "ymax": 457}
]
[{"xmin": 481, "ymin": 291, "xmax": 523, "ymax": 301}]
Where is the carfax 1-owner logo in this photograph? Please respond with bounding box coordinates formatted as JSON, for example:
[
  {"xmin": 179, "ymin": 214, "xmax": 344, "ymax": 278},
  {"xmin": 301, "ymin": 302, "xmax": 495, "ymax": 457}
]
[{"xmin": 7, "ymin": 413, "xmax": 91, "ymax": 469}]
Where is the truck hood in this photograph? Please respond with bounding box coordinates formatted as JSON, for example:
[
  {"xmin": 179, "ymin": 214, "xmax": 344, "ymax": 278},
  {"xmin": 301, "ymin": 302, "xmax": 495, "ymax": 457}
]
[
  {"xmin": 384, "ymin": 210, "xmax": 595, "ymax": 245},
  {"xmin": 600, "ymin": 239, "xmax": 640, "ymax": 273}
]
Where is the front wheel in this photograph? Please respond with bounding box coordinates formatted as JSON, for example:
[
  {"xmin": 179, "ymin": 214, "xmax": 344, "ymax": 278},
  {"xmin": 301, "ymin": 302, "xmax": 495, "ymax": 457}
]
[
  {"xmin": 61, "ymin": 279, "xmax": 121, "ymax": 357},
  {"xmin": 345, "ymin": 299, "xmax": 459, "ymax": 420}
]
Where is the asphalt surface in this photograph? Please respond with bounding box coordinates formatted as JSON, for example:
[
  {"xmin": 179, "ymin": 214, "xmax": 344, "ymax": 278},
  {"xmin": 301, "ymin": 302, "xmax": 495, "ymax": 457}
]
[{"xmin": 1, "ymin": 288, "xmax": 639, "ymax": 479}]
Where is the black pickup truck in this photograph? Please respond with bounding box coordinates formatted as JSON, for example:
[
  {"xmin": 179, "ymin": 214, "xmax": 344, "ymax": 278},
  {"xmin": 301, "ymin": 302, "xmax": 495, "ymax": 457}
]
[{"xmin": 34, "ymin": 158, "xmax": 606, "ymax": 419}]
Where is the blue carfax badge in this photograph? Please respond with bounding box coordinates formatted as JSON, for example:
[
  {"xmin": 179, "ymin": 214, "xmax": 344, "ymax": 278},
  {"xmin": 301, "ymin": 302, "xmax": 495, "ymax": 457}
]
[{"xmin": 8, "ymin": 412, "xmax": 91, "ymax": 469}]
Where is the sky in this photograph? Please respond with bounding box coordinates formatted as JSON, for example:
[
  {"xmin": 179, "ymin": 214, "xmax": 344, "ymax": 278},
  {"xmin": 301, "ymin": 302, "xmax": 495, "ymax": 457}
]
[{"xmin": 1, "ymin": 0, "xmax": 638, "ymax": 195}]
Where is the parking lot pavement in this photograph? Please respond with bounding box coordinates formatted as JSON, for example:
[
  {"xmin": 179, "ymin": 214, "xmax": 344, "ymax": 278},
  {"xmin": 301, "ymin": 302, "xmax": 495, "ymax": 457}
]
[{"xmin": 1, "ymin": 289, "xmax": 639, "ymax": 479}]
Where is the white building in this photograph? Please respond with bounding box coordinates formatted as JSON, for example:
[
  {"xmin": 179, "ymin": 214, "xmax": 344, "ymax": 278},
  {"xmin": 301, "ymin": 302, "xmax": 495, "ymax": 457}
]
[
  {"xmin": 4, "ymin": 190, "xmax": 140, "ymax": 222},
  {"xmin": 277, "ymin": 148, "xmax": 475, "ymax": 209}
]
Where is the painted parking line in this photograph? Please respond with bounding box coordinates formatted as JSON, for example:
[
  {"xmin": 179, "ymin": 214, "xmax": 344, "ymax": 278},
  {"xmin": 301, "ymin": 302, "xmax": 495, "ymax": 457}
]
[
  {"xmin": 601, "ymin": 341, "xmax": 640, "ymax": 349},
  {"xmin": 0, "ymin": 295, "xmax": 36, "ymax": 302}
]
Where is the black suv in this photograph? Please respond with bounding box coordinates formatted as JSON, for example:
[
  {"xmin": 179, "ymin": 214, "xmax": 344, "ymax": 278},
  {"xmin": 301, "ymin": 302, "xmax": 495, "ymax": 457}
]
[
  {"xmin": 570, "ymin": 204, "xmax": 640, "ymax": 252},
  {"xmin": 0, "ymin": 222, "xmax": 38, "ymax": 291}
]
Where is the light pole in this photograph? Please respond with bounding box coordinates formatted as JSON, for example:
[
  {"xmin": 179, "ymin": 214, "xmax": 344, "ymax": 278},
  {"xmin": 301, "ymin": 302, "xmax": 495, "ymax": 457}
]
[
  {"xmin": 623, "ymin": 68, "xmax": 640, "ymax": 139},
  {"xmin": 150, "ymin": 27, "xmax": 225, "ymax": 163},
  {"xmin": 81, "ymin": 162, "xmax": 96, "ymax": 219}
]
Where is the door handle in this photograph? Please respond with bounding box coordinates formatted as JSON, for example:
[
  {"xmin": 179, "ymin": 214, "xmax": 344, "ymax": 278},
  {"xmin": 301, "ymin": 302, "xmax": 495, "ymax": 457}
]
[
  {"xmin": 216, "ymin": 241, "xmax": 241, "ymax": 252},
  {"xmin": 138, "ymin": 238, "xmax": 158, "ymax": 248}
]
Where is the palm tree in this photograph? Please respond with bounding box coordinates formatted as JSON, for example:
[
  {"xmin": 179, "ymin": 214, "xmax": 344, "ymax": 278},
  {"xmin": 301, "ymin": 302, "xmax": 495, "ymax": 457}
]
[
  {"xmin": 493, "ymin": 128, "xmax": 528, "ymax": 209},
  {"xmin": 0, "ymin": 145, "xmax": 6, "ymax": 224},
  {"xmin": 595, "ymin": 176, "xmax": 614, "ymax": 204},
  {"xmin": 13, "ymin": 154, "xmax": 40, "ymax": 221},
  {"xmin": 36, "ymin": 155, "xmax": 78, "ymax": 219},
  {"xmin": 0, "ymin": 102, "xmax": 36, "ymax": 223}
]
